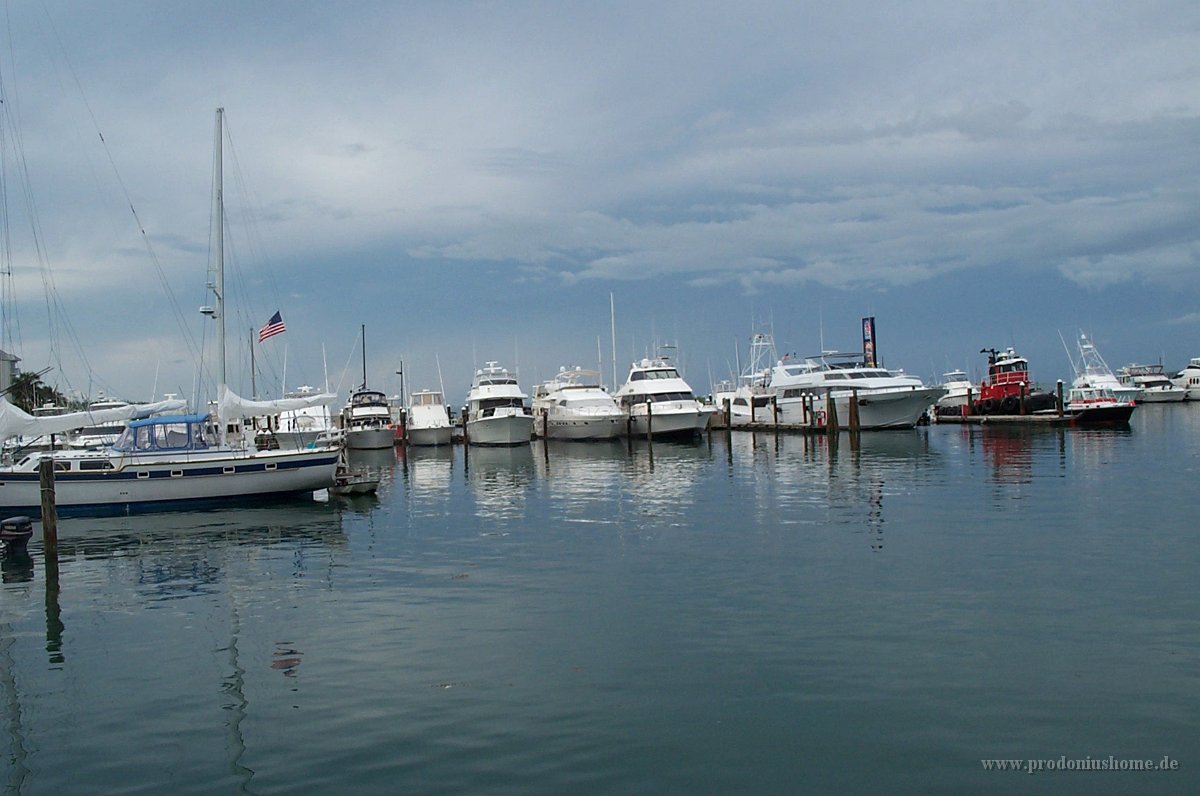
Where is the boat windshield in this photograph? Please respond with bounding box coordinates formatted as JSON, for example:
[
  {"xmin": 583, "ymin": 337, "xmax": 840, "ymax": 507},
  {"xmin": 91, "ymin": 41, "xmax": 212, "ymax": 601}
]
[{"xmin": 630, "ymin": 369, "xmax": 680, "ymax": 381}]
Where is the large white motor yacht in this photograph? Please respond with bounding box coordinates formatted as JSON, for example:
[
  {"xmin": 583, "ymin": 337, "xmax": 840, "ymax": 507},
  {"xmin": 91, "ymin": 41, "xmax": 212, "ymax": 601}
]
[
  {"xmin": 464, "ymin": 362, "xmax": 535, "ymax": 446},
  {"xmin": 1171, "ymin": 357, "xmax": 1200, "ymax": 400},
  {"xmin": 1117, "ymin": 363, "xmax": 1186, "ymax": 402},
  {"xmin": 407, "ymin": 389, "xmax": 453, "ymax": 446},
  {"xmin": 771, "ymin": 352, "xmax": 945, "ymax": 429},
  {"xmin": 531, "ymin": 367, "xmax": 623, "ymax": 440},
  {"xmin": 614, "ymin": 357, "xmax": 714, "ymax": 439},
  {"xmin": 933, "ymin": 370, "xmax": 973, "ymax": 417}
]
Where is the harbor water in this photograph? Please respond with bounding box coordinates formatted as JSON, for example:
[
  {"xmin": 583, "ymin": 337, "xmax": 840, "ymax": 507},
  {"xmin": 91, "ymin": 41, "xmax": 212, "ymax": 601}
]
[{"xmin": 2, "ymin": 405, "xmax": 1199, "ymax": 794}]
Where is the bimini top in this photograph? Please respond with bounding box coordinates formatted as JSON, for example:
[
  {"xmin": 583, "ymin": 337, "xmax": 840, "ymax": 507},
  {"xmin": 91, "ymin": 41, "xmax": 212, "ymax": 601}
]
[{"xmin": 113, "ymin": 414, "xmax": 217, "ymax": 453}]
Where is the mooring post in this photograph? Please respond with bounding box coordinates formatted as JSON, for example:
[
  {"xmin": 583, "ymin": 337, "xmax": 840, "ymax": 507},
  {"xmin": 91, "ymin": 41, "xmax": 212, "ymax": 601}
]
[
  {"xmin": 645, "ymin": 397, "xmax": 653, "ymax": 443},
  {"xmin": 723, "ymin": 397, "xmax": 731, "ymax": 428},
  {"xmin": 38, "ymin": 457, "xmax": 58, "ymax": 560},
  {"xmin": 1020, "ymin": 383, "xmax": 1027, "ymax": 415},
  {"xmin": 826, "ymin": 388, "xmax": 840, "ymax": 434},
  {"xmin": 965, "ymin": 387, "xmax": 973, "ymax": 417},
  {"xmin": 772, "ymin": 395, "xmax": 779, "ymax": 436},
  {"xmin": 849, "ymin": 388, "xmax": 860, "ymax": 433},
  {"xmin": 1057, "ymin": 380, "xmax": 1064, "ymax": 416}
]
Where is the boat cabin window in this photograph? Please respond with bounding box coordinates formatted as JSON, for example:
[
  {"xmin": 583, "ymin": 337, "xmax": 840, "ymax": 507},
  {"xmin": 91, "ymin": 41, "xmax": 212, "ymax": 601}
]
[
  {"xmin": 79, "ymin": 460, "xmax": 115, "ymax": 471},
  {"xmin": 53, "ymin": 460, "xmax": 71, "ymax": 472}
]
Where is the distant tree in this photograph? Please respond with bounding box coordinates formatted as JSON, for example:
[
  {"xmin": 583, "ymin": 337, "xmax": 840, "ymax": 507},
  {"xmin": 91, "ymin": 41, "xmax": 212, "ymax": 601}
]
[{"xmin": 6, "ymin": 371, "xmax": 69, "ymax": 413}]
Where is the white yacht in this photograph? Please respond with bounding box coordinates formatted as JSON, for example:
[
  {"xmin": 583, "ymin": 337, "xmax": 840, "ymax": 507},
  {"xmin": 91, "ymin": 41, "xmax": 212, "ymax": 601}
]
[
  {"xmin": 933, "ymin": 370, "xmax": 973, "ymax": 417},
  {"xmin": 1068, "ymin": 333, "xmax": 1140, "ymax": 403},
  {"xmin": 343, "ymin": 389, "xmax": 396, "ymax": 449},
  {"xmin": 1172, "ymin": 357, "xmax": 1200, "ymax": 400},
  {"xmin": 712, "ymin": 333, "xmax": 776, "ymax": 426},
  {"xmin": 614, "ymin": 357, "xmax": 715, "ymax": 439},
  {"xmin": 407, "ymin": 389, "xmax": 453, "ymax": 446},
  {"xmin": 531, "ymin": 367, "xmax": 623, "ymax": 440},
  {"xmin": 464, "ymin": 362, "xmax": 535, "ymax": 446},
  {"xmin": 1117, "ymin": 363, "xmax": 1186, "ymax": 402},
  {"xmin": 771, "ymin": 352, "xmax": 945, "ymax": 429},
  {"xmin": 257, "ymin": 385, "xmax": 339, "ymax": 450},
  {"xmin": 68, "ymin": 396, "xmax": 133, "ymax": 449}
]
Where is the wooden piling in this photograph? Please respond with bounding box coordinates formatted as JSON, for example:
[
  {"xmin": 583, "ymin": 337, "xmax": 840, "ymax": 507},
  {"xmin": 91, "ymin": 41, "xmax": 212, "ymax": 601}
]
[
  {"xmin": 1056, "ymin": 380, "xmax": 1064, "ymax": 416},
  {"xmin": 645, "ymin": 397, "xmax": 653, "ymax": 443},
  {"xmin": 1019, "ymin": 383, "xmax": 1027, "ymax": 415},
  {"xmin": 38, "ymin": 457, "xmax": 58, "ymax": 558},
  {"xmin": 848, "ymin": 388, "xmax": 860, "ymax": 432},
  {"xmin": 825, "ymin": 388, "xmax": 840, "ymax": 433}
]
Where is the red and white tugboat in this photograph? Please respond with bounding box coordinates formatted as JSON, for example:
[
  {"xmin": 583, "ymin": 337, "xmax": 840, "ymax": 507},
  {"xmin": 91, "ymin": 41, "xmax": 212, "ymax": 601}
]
[{"xmin": 971, "ymin": 347, "xmax": 1058, "ymax": 416}]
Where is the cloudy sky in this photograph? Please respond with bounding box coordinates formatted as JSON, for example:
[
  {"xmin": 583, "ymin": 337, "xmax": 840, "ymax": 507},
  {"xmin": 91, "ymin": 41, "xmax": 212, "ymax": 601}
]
[{"xmin": 1, "ymin": 1, "xmax": 1198, "ymax": 405}]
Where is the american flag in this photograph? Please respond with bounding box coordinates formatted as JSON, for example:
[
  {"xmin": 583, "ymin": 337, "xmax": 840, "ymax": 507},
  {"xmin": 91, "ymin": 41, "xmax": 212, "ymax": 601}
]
[{"xmin": 258, "ymin": 311, "xmax": 286, "ymax": 342}]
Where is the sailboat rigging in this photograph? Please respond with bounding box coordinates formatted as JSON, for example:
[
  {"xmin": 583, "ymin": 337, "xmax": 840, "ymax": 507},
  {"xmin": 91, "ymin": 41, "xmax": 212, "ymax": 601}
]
[{"xmin": 0, "ymin": 108, "xmax": 339, "ymax": 516}]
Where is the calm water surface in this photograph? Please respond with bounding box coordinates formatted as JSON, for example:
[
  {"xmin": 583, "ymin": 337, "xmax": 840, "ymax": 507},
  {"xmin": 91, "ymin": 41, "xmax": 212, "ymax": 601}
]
[{"xmin": 3, "ymin": 406, "xmax": 1199, "ymax": 794}]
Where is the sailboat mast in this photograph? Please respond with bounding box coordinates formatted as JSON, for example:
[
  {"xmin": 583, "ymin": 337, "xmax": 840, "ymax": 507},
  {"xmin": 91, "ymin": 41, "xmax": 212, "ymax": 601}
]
[
  {"xmin": 361, "ymin": 324, "xmax": 367, "ymax": 389},
  {"xmin": 215, "ymin": 108, "xmax": 226, "ymax": 389}
]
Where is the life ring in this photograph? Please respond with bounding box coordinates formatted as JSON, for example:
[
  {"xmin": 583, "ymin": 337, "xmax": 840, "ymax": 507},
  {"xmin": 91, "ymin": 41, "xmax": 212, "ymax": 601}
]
[{"xmin": 815, "ymin": 409, "xmax": 827, "ymax": 427}]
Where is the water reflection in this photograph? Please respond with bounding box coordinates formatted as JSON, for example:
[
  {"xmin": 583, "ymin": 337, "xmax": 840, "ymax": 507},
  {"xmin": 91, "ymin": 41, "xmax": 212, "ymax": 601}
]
[
  {"xmin": 345, "ymin": 446, "xmax": 401, "ymax": 495},
  {"xmin": 536, "ymin": 440, "xmax": 626, "ymax": 519},
  {"xmin": 621, "ymin": 440, "xmax": 713, "ymax": 525},
  {"xmin": 401, "ymin": 446, "xmax": 455, "ymax": 518},
  {"xmin": 466, "ymin": 445, "xmax": 536, "ymax": 521}
]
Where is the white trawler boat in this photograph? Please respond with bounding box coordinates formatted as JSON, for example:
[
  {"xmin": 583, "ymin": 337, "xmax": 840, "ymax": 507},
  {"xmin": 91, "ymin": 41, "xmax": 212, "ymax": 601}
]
[
  {"xmin": 614, "ymin": 356, "xmax": 714, "ymax": 439},
  {"xmin": 343, "ymin": 325, "xmax": 395, "ymax": 449},
  {"xmin": 464, "ymin": 362, "xmax": 535, "ymax": 446},
  {"xmin": 771, "ymin": 353, "xmax": 945, "ymax": 429},
  {"xmin": 406, "ymin": 389, "xmax": 453, "ymax": 446},
  {"xmin": 531, "ymin": 367, "xmax": 623, "ymax": 440},
  {"xmin": 0, "ymin": 109, "xmax": 339, "ymax": 515}
]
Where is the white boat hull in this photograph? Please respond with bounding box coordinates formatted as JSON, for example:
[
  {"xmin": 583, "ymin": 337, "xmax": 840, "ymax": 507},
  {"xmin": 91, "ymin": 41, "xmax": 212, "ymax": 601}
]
[
  {"xmin": 540, "ymin": 415, "xmax": 624, "ymax": 440},
  {"xmin": 466, "ymin": 411, "xmax": 534, "ymax": 446},
  {"xmin": 345, "ymin": 426, "xmax": 395, "ymax": 449},
  {"xmin": 407, "ymin": 424, "xmax": 453, "ymax": 446},
  {"xmin": 1137, "ymin": 387, "xmax": 1187, "ymax": 403},
  {"xmin": 778, "ymin": 387, "xmax": 942, "ymax": 429},
  {"xmin": 625, "ymin": 402, "xmax": 713, "ymax": 439},
  {"xmin": 0, "ymin": 448, "xmax": 339, "ymax": 516}
]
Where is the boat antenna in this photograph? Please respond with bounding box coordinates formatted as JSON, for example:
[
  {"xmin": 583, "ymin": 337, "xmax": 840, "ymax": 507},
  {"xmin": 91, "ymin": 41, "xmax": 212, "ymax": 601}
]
[
  {"xmin": 360, "ymin": 324, "xmax": 367, "ymax": 390},
  {"xmin": 610, "ymin": 292, "xmax": 618, "ymax": 390},
  {"xmin": 436, "ymin": 353, "xmax": 445, "ymax": 397}
]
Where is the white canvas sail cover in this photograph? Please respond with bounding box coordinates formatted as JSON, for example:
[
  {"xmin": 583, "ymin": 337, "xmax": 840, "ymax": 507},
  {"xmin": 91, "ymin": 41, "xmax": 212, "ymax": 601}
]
[
  {"xmin": 217, "ymin": 384, "xmax": 337, "ymax": 421},
  {"xmin": 0, "ymin": 396, "xmax": 187, "ymax": 443}
]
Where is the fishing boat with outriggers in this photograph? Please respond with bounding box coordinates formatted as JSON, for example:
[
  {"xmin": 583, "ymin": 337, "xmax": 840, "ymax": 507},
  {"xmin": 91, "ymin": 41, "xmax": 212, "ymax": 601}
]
[{"xmin": 0, "ymin": 109, "xmax": 339, "ymax": 515}]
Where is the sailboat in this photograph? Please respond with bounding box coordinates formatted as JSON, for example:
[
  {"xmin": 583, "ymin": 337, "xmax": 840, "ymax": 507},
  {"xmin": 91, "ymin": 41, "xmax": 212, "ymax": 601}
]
[{"xmin": 0, "ymin": 108, "xmax": 339, "ymax": 516}]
